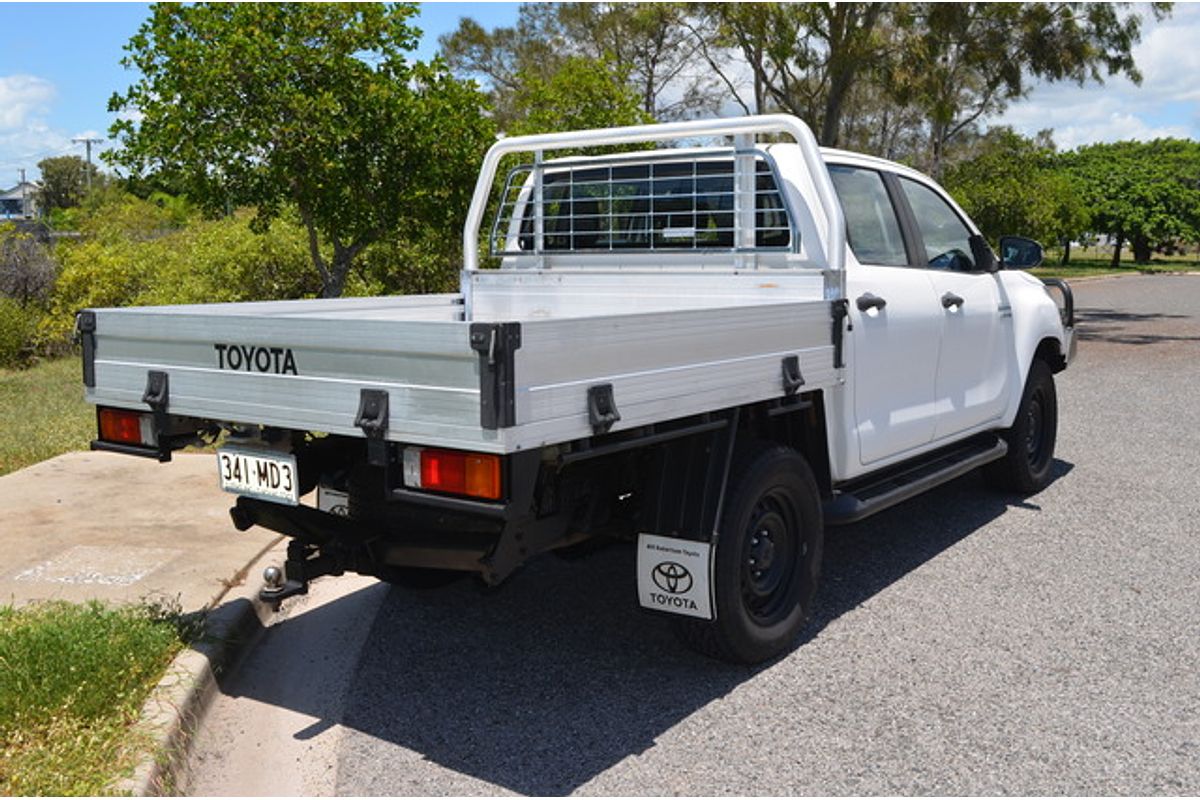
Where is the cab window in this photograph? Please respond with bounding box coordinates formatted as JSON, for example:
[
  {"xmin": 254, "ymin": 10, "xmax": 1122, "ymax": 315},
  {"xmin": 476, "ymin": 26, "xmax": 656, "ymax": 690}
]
[
  {"xmin": 828, "ymin": 165, "xmax": 908, "ymax": 267},
  {"xmin": 898, "ymin": 177, "xmax": 975, "ymax": 271}
]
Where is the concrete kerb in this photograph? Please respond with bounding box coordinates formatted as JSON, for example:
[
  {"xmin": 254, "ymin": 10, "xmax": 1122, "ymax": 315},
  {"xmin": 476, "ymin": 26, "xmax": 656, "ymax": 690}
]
[{"xmin": 114, "ymin": 537, "xmax": 287, "ymax": 796}]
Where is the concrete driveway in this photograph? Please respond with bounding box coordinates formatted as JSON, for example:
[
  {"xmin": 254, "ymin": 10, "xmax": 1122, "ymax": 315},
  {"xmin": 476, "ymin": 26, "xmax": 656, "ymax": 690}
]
[
  {"xmin": 0, "ymin": 451, "xmax": 280, "ymax": 612},
  {"xmin": 186, "ymin": 274, "xmax": 1200, "ymax": 795}
]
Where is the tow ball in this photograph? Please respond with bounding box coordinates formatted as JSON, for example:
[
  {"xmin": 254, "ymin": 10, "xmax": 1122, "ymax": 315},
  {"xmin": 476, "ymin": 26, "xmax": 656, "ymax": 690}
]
[{"xmin": 260, "ymin": 563, "xmax": 308, "ymax": 611}]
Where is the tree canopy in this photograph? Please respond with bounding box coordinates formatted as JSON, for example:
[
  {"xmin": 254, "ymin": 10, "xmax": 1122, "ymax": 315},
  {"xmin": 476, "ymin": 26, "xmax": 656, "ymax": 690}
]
[
  {"xmin": 1066, "ymin": 139, "xmax": 1200, "ymax": 265},
  {"xmin": 445, "ymin": 2, "xmax": 1171, "ymax": 175},
  {"xmin": 107, "ymin": 2, "xmax": 494, "ymax": 297},
  {"xmin": 942, "ymin": 128, "xmax": 1087, "ymax": 255},
  {"xmin": 35, "ymin": 156, "xmax": 104, "ymax": 213}
]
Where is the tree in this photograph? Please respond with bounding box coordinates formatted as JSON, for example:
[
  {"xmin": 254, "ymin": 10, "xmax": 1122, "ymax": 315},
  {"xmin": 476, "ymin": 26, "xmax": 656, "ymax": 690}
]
[
  {"xmin": 507, "ymin": 56, "xmax": 653, "ymax": 138},
  {"xmin": 1067, "ymin": 139, "xmax": 1200, "ymax": 266},
  {"xmin": 701, "ymin": 3, "xmax": 888, "ymax": 146},
  {"xmin": 696, "ymin": 2, "xmax": 1168, "ymax": 165},
  {"xmin": 35, "ymin": 156, "xmax": 104, "ymax": 213},
  {"xmin": 441, "ymin": 3, "xmax": 724, "ymax": 127},
  {"xmin": 894, "ymin": 2, "xmax": 1172, "ymax": 177},
  {"xmin": 108, "ymin": 3, "xmax": 494, "ymax": 298},
  {"xmin": 942, "ymin": 127, "xmax": 1087, "ymax": 260}
]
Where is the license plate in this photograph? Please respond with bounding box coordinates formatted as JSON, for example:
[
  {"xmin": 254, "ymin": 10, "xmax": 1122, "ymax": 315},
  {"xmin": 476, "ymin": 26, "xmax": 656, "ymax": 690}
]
[{"xmin": 217, "ymin": 447, "xmax": 298, "ymax": 506}]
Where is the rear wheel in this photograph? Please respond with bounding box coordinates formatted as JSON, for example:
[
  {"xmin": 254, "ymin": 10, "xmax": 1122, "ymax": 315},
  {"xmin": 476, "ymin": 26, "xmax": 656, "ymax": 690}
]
[
  {"xmin": 985, "ymin": 359, "xmax": 1058, "ymax": 494},
  {"xmin": 673, "ymin": 443, "xmax": 823, "ymax": 664}
]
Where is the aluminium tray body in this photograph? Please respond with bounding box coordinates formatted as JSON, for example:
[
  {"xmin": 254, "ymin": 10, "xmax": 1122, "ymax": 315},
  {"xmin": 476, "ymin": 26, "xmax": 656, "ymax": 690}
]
[{"xmin": 83, "ymin": 283, "xmax": 838, "ymax": 454}]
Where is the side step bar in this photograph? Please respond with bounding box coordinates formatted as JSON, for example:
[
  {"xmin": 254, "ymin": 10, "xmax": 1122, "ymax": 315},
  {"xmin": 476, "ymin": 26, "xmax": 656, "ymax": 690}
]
[{"xmin": 824, "ymin": 437, "xmax": 1008, "ymax": 525}]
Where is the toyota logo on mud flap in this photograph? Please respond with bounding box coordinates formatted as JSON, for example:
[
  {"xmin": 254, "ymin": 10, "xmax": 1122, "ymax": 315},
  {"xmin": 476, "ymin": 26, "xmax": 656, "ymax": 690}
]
[{"xmin": 652, "ymin": 561, "xmax": 694, "ymax": 594}]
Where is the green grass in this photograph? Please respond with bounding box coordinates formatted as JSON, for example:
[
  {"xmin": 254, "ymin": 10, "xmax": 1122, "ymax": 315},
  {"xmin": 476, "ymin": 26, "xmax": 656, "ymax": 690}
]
[
  {"xmin": 1033, "ymin": 246, "xmax": 1200, "ymax": 280},
  {"xmin": 0, "ymin": 357, "xmax": 94, "ymax": 477},
  {"xmin": 0, "ymin": 601, "xmax": 190, "ymax": 795}
]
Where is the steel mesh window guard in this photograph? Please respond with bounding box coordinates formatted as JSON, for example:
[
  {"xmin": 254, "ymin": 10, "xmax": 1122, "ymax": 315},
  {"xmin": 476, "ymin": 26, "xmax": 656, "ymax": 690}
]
[{"xmin": 489, "ymin": 151, "xmax": 797, "ymax": 257}]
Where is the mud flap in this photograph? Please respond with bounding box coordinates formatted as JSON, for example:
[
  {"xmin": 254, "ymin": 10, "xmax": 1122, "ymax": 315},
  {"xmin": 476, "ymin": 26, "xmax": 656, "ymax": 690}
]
[{"xmin": 636, "ymin": 533, "xmax": 714, "ymax": 620}]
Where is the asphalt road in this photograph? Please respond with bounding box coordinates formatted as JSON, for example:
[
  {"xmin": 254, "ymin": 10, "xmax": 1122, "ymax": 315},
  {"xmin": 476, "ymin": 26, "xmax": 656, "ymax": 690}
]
[{"xmin": 186, "ymin": 274, "xmax": 1200, "ymax": 795}]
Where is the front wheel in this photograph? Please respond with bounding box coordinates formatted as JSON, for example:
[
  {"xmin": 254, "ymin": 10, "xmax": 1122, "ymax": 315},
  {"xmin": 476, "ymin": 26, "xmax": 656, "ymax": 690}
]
[
  {"xmin": 673, "ymin": 444, "xmax": 824, "ymax": 664},
  {"xmin": 985, "ymin": 359, "xmax": 1058, "ymax": 494}
]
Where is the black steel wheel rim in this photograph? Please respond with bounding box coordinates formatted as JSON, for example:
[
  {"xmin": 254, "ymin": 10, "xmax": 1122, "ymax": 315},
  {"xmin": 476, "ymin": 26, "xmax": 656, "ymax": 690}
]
[
  {"xmin": 740, "ymin": 487, "xmax": 804, "ymax": 625},
  {"xmin": 1025, "ymin": 386, "xmax": 1048, "ymax": 469}
]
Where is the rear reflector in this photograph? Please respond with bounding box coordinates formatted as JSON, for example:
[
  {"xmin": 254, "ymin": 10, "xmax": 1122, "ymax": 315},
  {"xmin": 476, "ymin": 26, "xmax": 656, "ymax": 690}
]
[
  {"xmin": 98, "ymin": 408, "xmax": 153, "ymax": 446},
  {"xmin": 403, "ymin": 447, "xmax": 502, "ymax": 501}
]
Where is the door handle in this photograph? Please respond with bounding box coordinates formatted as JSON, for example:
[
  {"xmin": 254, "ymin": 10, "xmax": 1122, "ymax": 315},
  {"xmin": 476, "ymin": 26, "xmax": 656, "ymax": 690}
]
[
  {"xmin": 941, "ymin": 292, "xmax": 964, "ymax": 310},
  {"xmin": 856, "ymin": 293, "xmax": 887, "ymax": 312}
]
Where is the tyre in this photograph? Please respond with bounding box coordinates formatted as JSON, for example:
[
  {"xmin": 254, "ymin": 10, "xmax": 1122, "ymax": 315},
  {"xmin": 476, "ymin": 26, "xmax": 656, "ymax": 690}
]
[
  {"xmin": 985, "ymin": 358, "xmax": 1058, "ymax": 494},
  {"xmin": 673, "ymin": 443, "xmax": 824, "ymax": 664}
]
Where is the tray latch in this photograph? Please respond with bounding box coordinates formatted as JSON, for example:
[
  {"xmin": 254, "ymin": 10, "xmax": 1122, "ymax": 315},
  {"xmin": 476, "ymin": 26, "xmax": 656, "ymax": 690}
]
[
  {"xmin": 587, "ymin": 383, "xmax": 621, "ymax": 435},
  {"xmin": 355, "ymin": 388, "xmax": 390, "ymax": 466}
]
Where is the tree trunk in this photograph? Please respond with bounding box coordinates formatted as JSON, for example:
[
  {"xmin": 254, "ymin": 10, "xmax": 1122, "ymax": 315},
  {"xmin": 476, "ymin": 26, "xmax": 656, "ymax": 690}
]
[
  {"xmin": 322, "ymin": 245, "xmax": 357, "ymax": 298},
  {"xmin": 1109, "ymin": 233, "xmax": 1123, "ymax": 269},
  {"xmin": 1060, "ymin": 237, "xmax": 1071, "ymax": 266},
  {"xmin": 1131, "ymin": 235, "xmax": 1152, "ymax": 264}
]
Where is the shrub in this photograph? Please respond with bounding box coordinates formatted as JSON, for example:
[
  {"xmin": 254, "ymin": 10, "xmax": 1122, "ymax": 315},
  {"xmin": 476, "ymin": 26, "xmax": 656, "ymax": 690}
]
[
  {"xmin": 0, "ymin": 224, "xmax": 57, "ymax": 305},
  {"xmin": 44, "ymin": 209, "xmax": 321, "ymax": 345},
  {"xmin": 0, "ymin": 298, "xmax": 41, "ymax": 368}
]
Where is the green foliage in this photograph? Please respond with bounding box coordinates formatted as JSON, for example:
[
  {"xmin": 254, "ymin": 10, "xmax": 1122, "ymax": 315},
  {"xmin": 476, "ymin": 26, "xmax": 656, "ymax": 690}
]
[
  {"xmin": 889, "ymin": 2, "xmax": 1172, "ymax": 174},
  {"xmin": 108, "ymin": 2, "xmax": 494, "ymax": 298},
  {"xmin": 943, "ymin": 128, "xmax": 1087, "ymax": 247},
  {"xmin": 352, "ymin": 224, "xmax": 465, "ymax": 297},
  {"xmin": 34, "ymin": 155, "xmax": 106, "ymax": 213},
  {"xmin": 507, "ymin": 56, "xmax": 654, "ymax": 137},
  {"xmin": 0, "ymin": 600, "xmax": 187, "ymax": 794},
  {"xmin": 0, "ymin": 358, "xmax": 96, "ymax": 476},
  {"xmin": 1066, "ymin": 138, "xmax": 1200, "ymax": 264},
  {"xmin": 441, "ymin": 3, "xmax": 720, "ymax": 124},
  {"xmin": 0, "ymin": 298, "xmax": 40, "ymax": 368},
  {"xmin": 46, "ymin": 204, "xmax": 318, "ymax": 343}
]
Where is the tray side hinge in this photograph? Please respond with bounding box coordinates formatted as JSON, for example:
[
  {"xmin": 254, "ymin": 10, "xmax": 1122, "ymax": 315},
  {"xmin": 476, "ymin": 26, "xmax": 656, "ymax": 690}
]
[
  {"xmin": 587, "ymin": 383, "xmax": 621, "ymax": 434},
  {"xmin": 470, "ymin": 322, "xmax": 521, "ymax": 430},
  {"xmin": 355, "ymin": 388, "xmax": 390, "ymax": 466},
  {"xmin": 75, "ymin": 310, "xmax": 97, "ymax": 388},
  {"xmin": 830, "ymin": 298, "xmax": 850, "ymax": 369},
  {"xmin": 142, "ymin": 370, "xmax": 172, "ymax": 462},
  {"xmin": 781, "ymin": 355, "xmax": 805, "ymax": 395}
]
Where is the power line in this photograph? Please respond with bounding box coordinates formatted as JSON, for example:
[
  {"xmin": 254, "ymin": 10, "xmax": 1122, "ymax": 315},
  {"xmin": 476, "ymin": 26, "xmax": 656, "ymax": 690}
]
[{"xmin": 72, "ymin": 137, "xmax": 104, "ymax": 192}]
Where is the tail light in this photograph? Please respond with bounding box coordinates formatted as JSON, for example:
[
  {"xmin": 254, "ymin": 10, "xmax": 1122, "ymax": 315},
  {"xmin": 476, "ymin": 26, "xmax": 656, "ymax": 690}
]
[
  {"xmin": 402, "ymin": 447, "xmax": 502, "ymax": 501},
  {"xmin": 97, "ymin": 408, "xmax": 156, "ymax": 446}
]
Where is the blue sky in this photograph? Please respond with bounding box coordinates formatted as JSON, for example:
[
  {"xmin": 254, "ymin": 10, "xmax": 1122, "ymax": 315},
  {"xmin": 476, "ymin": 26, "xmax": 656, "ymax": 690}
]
[{"xmin": 1, "ymin": 2, "xmax": 1197, "ymax": 185}]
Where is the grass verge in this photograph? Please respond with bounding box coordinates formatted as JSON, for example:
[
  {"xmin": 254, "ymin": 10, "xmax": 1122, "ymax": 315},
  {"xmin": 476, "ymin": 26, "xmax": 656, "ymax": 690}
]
[
  {"xmin": 0, "ymin": 356, "xmax": 94, "ymax": 477},
  {"xmin": 1034, "ymin": 248, "xmax": 1200, "ymax": 281},
  {"xmin": 0, "ymin": 600, "xmax": 194, "ymax": 795}
]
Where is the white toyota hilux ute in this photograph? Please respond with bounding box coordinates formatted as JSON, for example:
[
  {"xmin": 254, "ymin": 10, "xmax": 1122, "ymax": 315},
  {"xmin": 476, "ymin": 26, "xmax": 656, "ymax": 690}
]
[{"xmin": 78, "ymin": 115, "xmax": 1075, "ymax": 663}]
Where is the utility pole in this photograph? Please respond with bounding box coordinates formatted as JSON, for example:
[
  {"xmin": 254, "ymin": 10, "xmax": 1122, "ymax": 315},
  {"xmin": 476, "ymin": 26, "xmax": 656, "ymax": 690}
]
[
  {"xmin": 72, "ymin": 137, "xmax": 104, "ymax": 192},
  {"xmin": 19, "ymin": 168, "xmax": 27, "ymax": 218}
]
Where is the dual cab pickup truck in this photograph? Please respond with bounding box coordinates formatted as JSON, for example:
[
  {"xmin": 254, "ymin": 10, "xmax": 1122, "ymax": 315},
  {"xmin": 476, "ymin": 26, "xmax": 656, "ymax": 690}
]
[{"xmin": 79, "ymin": 115, "xmax": 1075, "ymax": 663}]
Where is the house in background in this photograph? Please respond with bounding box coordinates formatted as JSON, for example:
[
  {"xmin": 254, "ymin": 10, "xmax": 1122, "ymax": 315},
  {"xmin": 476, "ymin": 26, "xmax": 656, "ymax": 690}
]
[{"xmin": 0, "ymin": 181, "xmax": 40, "ymax": 219}]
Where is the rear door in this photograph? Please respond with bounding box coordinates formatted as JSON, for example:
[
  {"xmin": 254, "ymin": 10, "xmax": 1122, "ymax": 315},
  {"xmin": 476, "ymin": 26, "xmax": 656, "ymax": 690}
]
[{"xmin": 830, "ymin": 165, "xmax": 941, "ymax": 466}]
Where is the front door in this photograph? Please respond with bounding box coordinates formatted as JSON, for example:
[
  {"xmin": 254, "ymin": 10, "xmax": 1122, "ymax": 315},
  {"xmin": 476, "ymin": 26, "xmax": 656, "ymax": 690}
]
[{"xmin": 894, "ymin": 176, "xmax": 1012, "ymax": 441}]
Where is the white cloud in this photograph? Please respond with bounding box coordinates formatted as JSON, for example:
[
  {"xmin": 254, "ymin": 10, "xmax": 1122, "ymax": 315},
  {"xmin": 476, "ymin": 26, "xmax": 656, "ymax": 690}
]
[
  {"xmin": 993, "ymin": 5, "xmax": 1200, "ymax": 148},
  {"xmin": 0, "ymin": 74, "xmax": 56, "ymax": 131}
]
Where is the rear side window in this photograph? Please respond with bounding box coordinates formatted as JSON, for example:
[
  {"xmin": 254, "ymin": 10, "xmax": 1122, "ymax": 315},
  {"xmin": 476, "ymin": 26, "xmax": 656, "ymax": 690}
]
[
  {"xmin": 492, "ymin": 155, "xmax": 794, "ymax": 255},
  {"xmin": 898, "ymin": 177, "xmax": 976, "ymax": 271},
  {"xmin": 828, "ymin": 166, "xmax": 907, "ymax": 267}
]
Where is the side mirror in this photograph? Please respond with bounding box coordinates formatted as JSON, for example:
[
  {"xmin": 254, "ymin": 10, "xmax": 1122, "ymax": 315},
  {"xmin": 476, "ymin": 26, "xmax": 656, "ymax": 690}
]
[
  {"xmin": 998, "ymin": 236, "xmax": 1044, "ymax": 270},
  {"xmin": 969, "ymin": 233, "xmax": 998, "ymax": 273}
]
